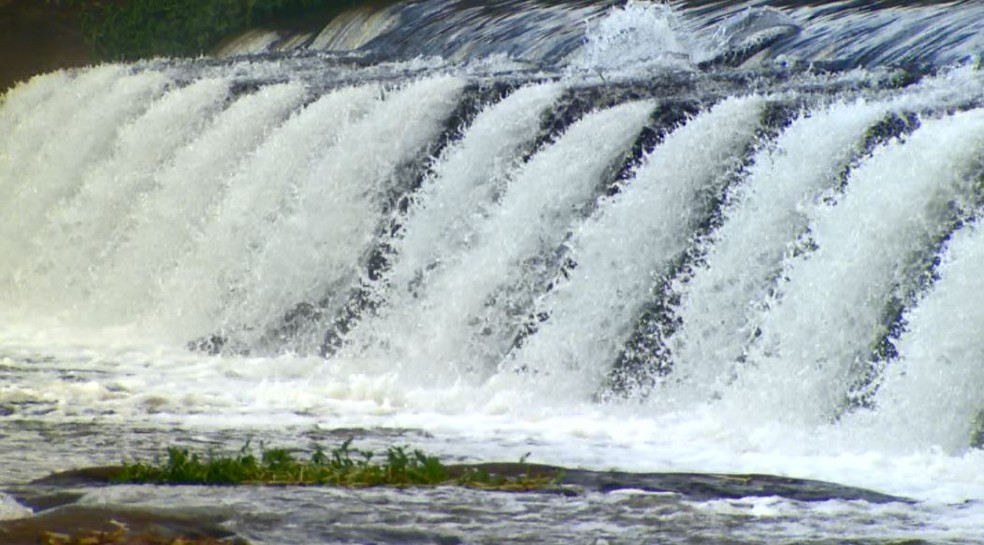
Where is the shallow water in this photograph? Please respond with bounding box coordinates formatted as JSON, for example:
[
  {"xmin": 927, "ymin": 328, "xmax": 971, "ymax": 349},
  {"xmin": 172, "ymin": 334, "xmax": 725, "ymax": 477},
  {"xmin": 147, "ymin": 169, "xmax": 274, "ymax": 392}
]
[{"xmin": 3, "ymin": 332, "xmax": 984, "ymax": 543}]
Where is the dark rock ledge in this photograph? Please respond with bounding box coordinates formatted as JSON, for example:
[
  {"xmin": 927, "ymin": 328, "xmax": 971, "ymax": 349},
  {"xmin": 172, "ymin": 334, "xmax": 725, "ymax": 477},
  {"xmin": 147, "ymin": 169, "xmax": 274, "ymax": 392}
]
[
  {"xmin": 0, "ymin": 504, "xmax": 245, "ymax": 545},
  {"xmin": 449, "ymin": 463, "xmax": 909, "ymax": 504},
  {"xmin": 1, "ymin": 463, "xmax": 909, "ymax": 545}
]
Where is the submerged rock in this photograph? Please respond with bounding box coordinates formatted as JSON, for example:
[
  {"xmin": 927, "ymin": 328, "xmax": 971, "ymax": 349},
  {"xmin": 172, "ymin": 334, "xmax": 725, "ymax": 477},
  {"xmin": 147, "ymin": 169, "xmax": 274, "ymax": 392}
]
[
  {"xmin": 449, "ymin": 463, "xmax": 910, "ymax": 504},
  {"xmin": 18, "ymin": 462, "xmax": 909, "ymax": 504},
  {"xmin": 0, "ymin": 461, "xmax": 909, "ymax": 544},
  {"xmin": 0, "ymin": 504, "xmax": 247, "ymax": 545}
]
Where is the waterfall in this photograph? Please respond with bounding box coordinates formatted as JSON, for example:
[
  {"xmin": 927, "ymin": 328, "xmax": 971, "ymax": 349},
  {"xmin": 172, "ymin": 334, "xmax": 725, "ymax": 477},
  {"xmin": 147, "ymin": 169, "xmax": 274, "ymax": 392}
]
[
  {"xmin": 344, "ymin": 99, "xmax": 655, "ymax": 383},
  {"xmin": 3, "ymin": 0, "xmax": 984, "ymax": 456},
  {"xmin": 9, "ymin": 78, "xmax": 233, "ymax": 311},
  {"xmin": 0, "ymin": 68, "xmax": 170, "ymax": 286},
  {"xmin": 857, "ymin": 221, "xmax": 984, "ymax": 452},
  {"xmin": 506, "ymin": 95, "xmax": 766, "ymax": 398},
  {"xmin": 157, "ymin": 84, "xmax": 383, "ymax": 344},
  {"xmin": 0, "ymin": 71, "xmax": 74, "ymax": 161},
  {"xmin": 724, "ymin": 107, "xmax": 984, "ymax": 426},
  {"xmin": 71, "ymin": 83, "xmax": 307, "ymax": 326},
  {"xmin": 662, "ymin": 99, "xmax": 893, "ymax": 403},
  {"xmin": 0, "ymin": 66, "xmax": 123, "ymax": 199},
  {"xmin": 218, "ymin": 75, "xmax": 466, "ymax": 352},
  {"xmin": 333, "ymin": 82, "xmax": 564, "ymax": 356}
]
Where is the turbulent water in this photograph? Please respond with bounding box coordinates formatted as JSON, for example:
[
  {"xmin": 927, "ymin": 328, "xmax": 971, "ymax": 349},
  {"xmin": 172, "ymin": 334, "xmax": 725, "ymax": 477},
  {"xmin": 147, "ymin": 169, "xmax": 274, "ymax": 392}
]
[{"xmin": 4, "ymin": 0, "xmax": 984, "ymax": 543}]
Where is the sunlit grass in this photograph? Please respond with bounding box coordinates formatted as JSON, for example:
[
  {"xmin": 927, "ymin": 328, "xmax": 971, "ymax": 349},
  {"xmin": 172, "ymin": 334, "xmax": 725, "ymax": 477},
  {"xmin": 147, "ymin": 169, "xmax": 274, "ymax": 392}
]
[{"xmin": 114, "ymin": 439, "xmax": 561, "ymax": 491}]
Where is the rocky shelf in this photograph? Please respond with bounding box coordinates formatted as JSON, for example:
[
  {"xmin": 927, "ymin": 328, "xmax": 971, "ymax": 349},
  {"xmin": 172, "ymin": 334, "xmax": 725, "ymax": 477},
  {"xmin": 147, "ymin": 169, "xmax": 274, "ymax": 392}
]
[{"xmin": 1, "ymin": 463, "xmax": 909, "ymax": 545}]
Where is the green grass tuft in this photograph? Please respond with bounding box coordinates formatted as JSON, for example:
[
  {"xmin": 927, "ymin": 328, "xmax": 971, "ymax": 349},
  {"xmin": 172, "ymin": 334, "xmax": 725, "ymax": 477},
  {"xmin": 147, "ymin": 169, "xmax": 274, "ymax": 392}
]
[{"xmin": 114, "ymin": 439, "xmax": 561, "ymax": 491}]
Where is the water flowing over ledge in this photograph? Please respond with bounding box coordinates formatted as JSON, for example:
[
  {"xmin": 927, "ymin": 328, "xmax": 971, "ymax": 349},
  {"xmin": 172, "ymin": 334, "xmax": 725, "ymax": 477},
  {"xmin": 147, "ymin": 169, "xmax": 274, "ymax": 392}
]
[
  {"xmin": 4, "ymin": 1, "xmax": 984, "ymax": 543},
  {"xmin": 214, "ymin": 0, "xmax": 984, "ymax": 71}
]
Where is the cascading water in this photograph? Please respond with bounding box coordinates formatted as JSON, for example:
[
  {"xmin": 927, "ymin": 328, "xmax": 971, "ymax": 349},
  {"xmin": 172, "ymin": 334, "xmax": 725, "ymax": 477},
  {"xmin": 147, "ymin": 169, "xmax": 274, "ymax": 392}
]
[
  {"xmin": 855, "ymin": 220, "xmax": 984, "ymax": 453},
  {"xmin": 0, "ymin": 68, "xmax": 170, "ymax": 283},
  {"xmin": 159, "ymin": 83, "xmax": 383, "ymax": 345},
  {"xmin": 4, "ymin": 1, "xmax": 984, "ymax": 543},
  {"xmin": 658, "ymin": 98, "xmax": 895, "ymax": 403},
  {"xmin": 13, "ymin": 77, "xmax": 234, "ymax": 313},
  {"xmin": 723, "ymin": 107, "xmax": 984, "ymax": 427},
  {"xmin": 344, "ymin": 98, "xmax": 656, "ymax": 383},
  {"xmin": 507, "ymin": 94, "xmax": 767, "ymax": 399}
]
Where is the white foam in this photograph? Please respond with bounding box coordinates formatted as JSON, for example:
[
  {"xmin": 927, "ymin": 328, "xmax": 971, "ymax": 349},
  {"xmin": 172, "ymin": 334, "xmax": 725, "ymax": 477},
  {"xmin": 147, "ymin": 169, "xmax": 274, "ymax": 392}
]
[
  {"xmin": 85, "ymin": 83, "xmax": 308, "ymax": 325},
  {"xmin": 567, "ymin": 1, "xmax": 693, "ymax": 78},
  {"xmin": 9, "ymin": 78, "xmax": 233, "ymax": 311},
  {"xmin": 346, "ymin": 82, "xmax": 565, "ymax": 356},
  {"xmin": 352, "ymin": 100, "xmax": 655, "ymax": 382},
  {"xmin": 850, "ymin": 221, "xmax": 984, "ymax": 453},
  {"xmin": 0, "ymin": 493, "xmax": 30, "ymax": 521},
  {"xmin": 223, "ymin": 76, "xmax": 466, "ymax": 349},
  {"xmin": 0, "ymin": 66, "xmax": 124, "ymax": 197},
  {"xmin": 508, "ymin": 95, "xmax": 766, "ymax": 399},
  {"xmin": 0, "ymin": 68, "xmax": 169, "ymax": 286},
  {"xmin": 665, "ymin": 99, "xmax": 890, "ymax": 404},
  {"xmin": 725, "ymin": 108, "xmax": 984, "ymax": 426},
  {"xmin": 155, "ymin": 84, "xmax": 382, "ymax": 342},
  {"xmin": 0, "ymin": 70, "xmax": 73, "ymax": 164}
]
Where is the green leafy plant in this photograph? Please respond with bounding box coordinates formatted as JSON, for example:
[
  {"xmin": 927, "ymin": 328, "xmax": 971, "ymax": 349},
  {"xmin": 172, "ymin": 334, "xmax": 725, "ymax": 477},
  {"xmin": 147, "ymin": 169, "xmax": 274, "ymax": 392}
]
[{"xmin": 114, "ymin": 439, "xmax": 561, "ymax": 491}]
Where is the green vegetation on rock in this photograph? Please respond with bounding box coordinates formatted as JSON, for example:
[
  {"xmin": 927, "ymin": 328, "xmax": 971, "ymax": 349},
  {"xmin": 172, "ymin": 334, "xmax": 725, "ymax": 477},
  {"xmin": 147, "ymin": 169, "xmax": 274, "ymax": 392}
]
[{"xmin": 114, "ymin": 439, "xmax": 561, "ymax": 491}]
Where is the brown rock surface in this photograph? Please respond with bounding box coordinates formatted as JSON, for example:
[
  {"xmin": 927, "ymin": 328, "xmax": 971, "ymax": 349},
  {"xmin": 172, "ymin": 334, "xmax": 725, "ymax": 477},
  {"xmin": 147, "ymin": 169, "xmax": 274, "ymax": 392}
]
[{"xmin": 0, "ymin": 504, "xmax": 248, "ymax": 545}]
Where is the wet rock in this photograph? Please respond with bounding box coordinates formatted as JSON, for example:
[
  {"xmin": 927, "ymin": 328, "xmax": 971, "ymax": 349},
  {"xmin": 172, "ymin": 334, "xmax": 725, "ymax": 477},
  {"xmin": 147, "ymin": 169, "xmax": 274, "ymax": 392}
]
[
  {"xmin": 30, "ymin": 466, "xmax": 125, "ymax": 488},
  {"xmin": 5, "ymin": 490, "xmax": 84, "ymax": 513},
  {"xmin": 447, "ymin": 463, "xmax": 910, "ymax": 504},
  {"xmin": 6, "ymin": 461, "xmax": 908, "ymax": 544},
  {"xmin": 563, "ymin": 469, "xmax": 910, "ymax": 504},
  {"xmin": 22, "ymin": 462, "xmax": 909, "ymax": 504},
  {"xmin": 0, "ymin": 504, "xmax": 248, "ymax": 545}
]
